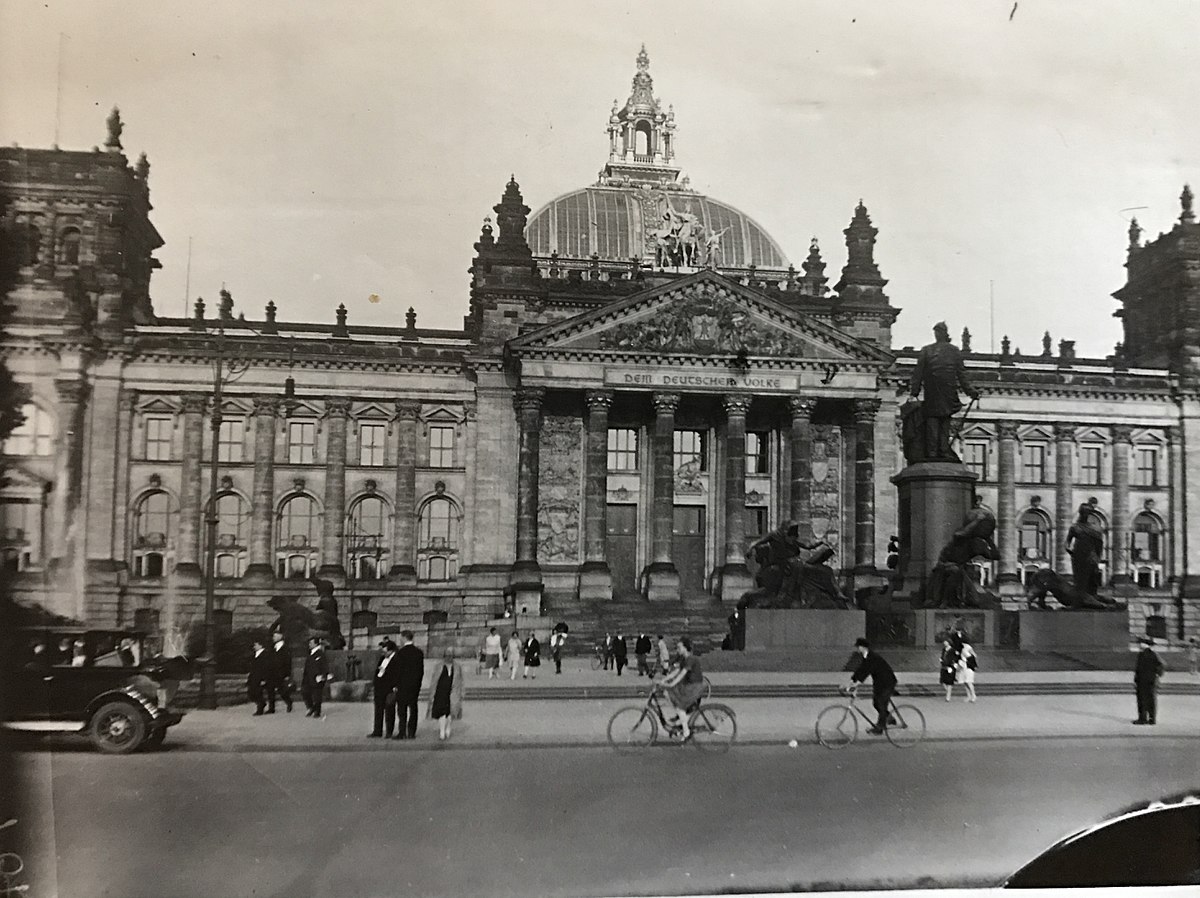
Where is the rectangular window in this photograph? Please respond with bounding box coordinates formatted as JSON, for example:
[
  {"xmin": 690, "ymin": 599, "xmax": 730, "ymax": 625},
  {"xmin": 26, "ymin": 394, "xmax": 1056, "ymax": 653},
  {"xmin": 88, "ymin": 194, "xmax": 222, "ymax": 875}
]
[
  {"xmin": 963, "ymin": 441, "xmax": 988, "ymax": 482},
  {"xmin": 1134, "ymin": 447, "xmax": 1158, "ymax": 487},
  {"xmin": 673, "ymin": 430, "xmax": 706, "ymax": 471},
  {"xmin": 1022, "ymin": 443, "xmax": 1046, "ymax": 483},
  {"xmin": 1079, "ymin": 445, "xmax": 1102, "ymax": 486},
  {"xmin": 746, "ymin": 432, "xmax": 769, "ymax": 475},
  {"xmin": 428, "ymin": 425, "xmax": 455, "ymax": 468},
  {"xmin": 745, "ymin": 507, "xmax": 769, "ymax": 539},
  {"xmin": 217, "ymin": 419, "xmax": 244, "ymax": 463},
  {"xmin": 144, "ymin": 418, "xmax": 172, "ymax": 461},
  {"xmin": 607, "ymin": 428, "xmax": 638, "ymax": 471},
  {"xmin": 359, "ymin": 422, "xmax": 386, "ymax": 466},
  {"xmin": 288, "ymin": 421, "xmax": 316, "ymax": 464}
]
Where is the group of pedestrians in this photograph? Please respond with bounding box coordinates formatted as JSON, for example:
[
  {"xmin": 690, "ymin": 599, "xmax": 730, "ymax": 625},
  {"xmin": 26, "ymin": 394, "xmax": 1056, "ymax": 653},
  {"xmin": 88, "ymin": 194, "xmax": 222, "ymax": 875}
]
[
  {"xmin": 599, "ymin": 632, "xmax": 630, "ymax": 674},
  {"xmin": 248, "ymin": 632, "xmax": 333, "ymax": 718},
  {"xmin": 370, "ymin": 631, "xmax": 425, "ymax": 739},
  {"xmin": 938, "ymin": 630, "xmax": 978, "ymax": 703},
  {"xmin": 481, "ymin": 627, "xmax": 544, "ymax": 679}
]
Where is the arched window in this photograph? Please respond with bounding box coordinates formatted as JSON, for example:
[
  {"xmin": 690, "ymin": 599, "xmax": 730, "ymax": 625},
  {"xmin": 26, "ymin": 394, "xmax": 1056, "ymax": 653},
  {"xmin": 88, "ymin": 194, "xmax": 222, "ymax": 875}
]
[
  {"xmin": 3, "ymin": 404, "xmax": 54, "ymax": 457},
  {"xmin": 276, "ymin": 494, "xmax": 321, "ymax": 579},
  {"xmin": 634, "ymin": 121, "xmax": 652, "ymax": 157},
  {"xmin": 133, "ymin": 491, "xmax": 174, "ymax": 578},
  {"xmin": 417, "ymin": 496, "xmax": 459, "ymax": 582},
  {"xmin": 1018, "ymin": 508, "xmax": 1052, "ymax": 583},
  {"xmin": 20, "ymin": 223, "xmax": 40, "ymax": 266},
  {"xmin": 346, "ymin": 496, "xmax": 389, "ymax": 580},
  {"xmin": 210, "ymin": 492, "xmax": 248, "ymax": 578},
  {"xmin": 59, "ymin": 227, "xmax": 81, "ymax": 265}
]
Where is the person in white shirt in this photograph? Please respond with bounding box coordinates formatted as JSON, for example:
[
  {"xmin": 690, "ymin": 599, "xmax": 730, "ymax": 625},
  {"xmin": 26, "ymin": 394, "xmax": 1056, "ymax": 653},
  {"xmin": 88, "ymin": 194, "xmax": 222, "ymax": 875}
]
[
  {"xmin": 550, "ymin": 630, "xmax": 567, "ymax": 674},
  {"xmin": 483, "ymin": 628, "xmax": 503, "ymax": 680},
  {"xmin": 956, "ymin": 642, "xmax": 978, "ymax": 703},
  {"xmin": 506, "ymin": 630, "xmax": 523, "ymax": 681}
]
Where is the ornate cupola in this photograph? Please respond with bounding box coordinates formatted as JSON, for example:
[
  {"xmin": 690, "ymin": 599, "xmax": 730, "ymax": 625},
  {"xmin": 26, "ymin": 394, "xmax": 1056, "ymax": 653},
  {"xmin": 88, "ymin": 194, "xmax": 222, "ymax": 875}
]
[{"xmin": 599, "ymin": 46, "xmax": 681, "ymax": 189}]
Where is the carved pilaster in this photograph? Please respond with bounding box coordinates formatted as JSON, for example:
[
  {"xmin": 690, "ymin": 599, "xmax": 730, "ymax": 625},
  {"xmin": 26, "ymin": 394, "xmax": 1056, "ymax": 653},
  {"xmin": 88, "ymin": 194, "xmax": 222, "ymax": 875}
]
[
  {"xmin": 318, "ymin": 399, "xmax": 350, "ymax": 577},
  {"xmin": 390, "ymin": 399, "xmax": 421, "ymax": 578},
  {"xmin": 996, "ymin": 421, "xmax": 1020, "ymax": 584},
  {"xmin": 719, "ymin": 395, "xmax": 753, "ymax": 599},
  {"xmin": 582, "ymin": 390, "xmax": 613, "ymax": 568},
  {"xmin": 646, "ymin": 391, "xmax": 680, "ymax": 600},
  {"xmin": 1111, "ymin": 424, "xmax": 1134, "ymax": 584},
  {"xmin": 1053, "ymin": 423, "xmax": 1076, "ymax": 571},
  {"xmin": 853, "ymin": 399, "xmax": 881, "ymax": 573},
  {"xmin": 245, "ymin": 395, "xmax": 279, "ymax": 582},
  {"xmin": 175, "ymin": 393, "xmax": 207, "ymax": 577},
  {"xmin": 514, "ymin": 387, "xmax": 545, "ymax": 573},
  {"xmin": 48, "ymin": 378, "xmax": 88, "ymax": 563},
  {"xmin": 788, "ymin": 396, "xmax": 817, "ymax": 535}
]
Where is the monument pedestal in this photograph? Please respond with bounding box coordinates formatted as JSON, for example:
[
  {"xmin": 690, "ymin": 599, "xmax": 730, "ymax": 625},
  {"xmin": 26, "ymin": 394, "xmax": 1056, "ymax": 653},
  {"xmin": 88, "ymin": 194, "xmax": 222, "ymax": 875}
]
[
  {"xmin": 1017, "ymin": 609, "xmax": 1131, "ymax": 650},
  {"xmin": 891, "ymin": 461, "xmax": 977, "ymax": 603},
  {"xmin": 913, "ymin": 609, "xmax": 996, "ymax": 648},
  {"xmin": 744, "ymin": 609, "xmax": 866, "ymax": 651}
]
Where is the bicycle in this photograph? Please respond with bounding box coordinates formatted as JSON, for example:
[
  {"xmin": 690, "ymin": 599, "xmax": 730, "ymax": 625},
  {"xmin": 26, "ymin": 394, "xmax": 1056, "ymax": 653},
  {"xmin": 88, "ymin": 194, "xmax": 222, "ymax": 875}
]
[
  {"xmin": 591, "ymin": 644, "xmax": 607, "ymax": 671},
  {"xmin": 606, "ymin": 682, "xmax": 737, "ymax": 752},
  {"xmin": 815, "ymin": 686, "xmax": 926, "ymax": 749},
  {"xmin": 642, "ymin": 657, "xmax": 712, "ymax": 700}
]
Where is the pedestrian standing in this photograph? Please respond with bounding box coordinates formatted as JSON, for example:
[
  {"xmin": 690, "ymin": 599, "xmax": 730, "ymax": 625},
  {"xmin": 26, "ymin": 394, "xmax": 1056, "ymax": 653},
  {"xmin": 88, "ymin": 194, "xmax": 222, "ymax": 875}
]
[
  {"xmin": 270, "ymin": 632, "xmax": 295, "ymax": 713},
  {"xmin": 656, "ymin": 634, "xmax": 671, "ymax": 674},
  {"xmin": 1188, "ymin": 637, "xmax": 1198, "ymax": 675},
  {"xmin": 939, "ymin": 639, "xmax": 961, "ymax": 702},
  {"xmin": 956, "ymin": 642, "xmax": 978, "ymax": 703},
  {"xmin": 393, "ymin": 630, "xmax": 424, "ymax": 740},
  {"xmin": 602, "ymin": 632, "xmax": 613, "ymax": 670},
  {"xmin": 635, "ymin": 632, "xmax": 652, "ymax": 677},
  {"xmin": 301, "ymin": 636, "xmax": 330, "ymax": 718},
  {"xmin": 506, "ymin": 630, "xmax": 522, "ymax": 680},
  {"xmin": 247, "ymin": 639, "xmax": 272, "ymax": 716},
  {"xmin": 483, "ymin": 627, "xmax": 503, "ymax": 680},
  {"xmin": 369, "ymin": 639, "xmax": 401, "ymax": 738},
  {"xmin": 550, "ymin": 629, "xmax": 566, "ymax": 674},
  {"xmin": 523, "ymin": 632, "xmax": 541, "ymax": 679},
  {"xmin": 428, "ymin": 649, "xmax": 464, "ymax": 741},
  {"xmin": 1133, "ymin": 636, "xmax": 1165, "ymax": 725},
  {"xmin": 613, "ymin": 631, "xmax": 628, "ymax": 676}
]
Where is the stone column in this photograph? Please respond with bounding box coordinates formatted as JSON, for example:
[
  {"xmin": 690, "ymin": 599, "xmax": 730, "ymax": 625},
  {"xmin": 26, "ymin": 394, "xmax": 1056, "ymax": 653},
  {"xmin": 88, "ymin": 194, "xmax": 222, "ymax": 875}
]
[
  {"xmin": 853, "ymin": 398, "xmax": 881, "ymax": 575},
  {"xmin": 1167, "ymin": 426, "xmax": 1183, "ymax": 586},
  {"xmin": 174, "ymin": 393, "xmax": 206, "ymax": 580},
  {"xmin": 788, "ymin": 397, "xmax": 817, "ymax": 538},
  {"xmin": 512, "ymin": 387, "xmax": 545, "ymax": 607},
  {"xmin": 1110, "ymin": 425, "xmax": 1133, "ymax": 586},
  {"xmin": 579, "ymin": 390, "xmax": 613, "ymax": 600},
  {"xmin": 389, "ymin": 399, "xmax": 420, "ymax": 579},
  {"xmin": 646, "ymin": 392, "xmax": 681, "ymax": 601},
  {"xmin": 719, "ymin": 395, "xmax": 754, "ymax": 600},
  {"xmin": 48, "ymin": 377, "xmax": 87, "ymax": 565},
  {"xmin": 1054, "ymin": 424, "xmax": 1075, "ymax": 571},
  {"xmin": 244, "ymin": 395, "xmax": 279, "ymax": 583},
  {"xmin": 318, "ymin": 399, "xmax": 349, "ymax": 578},
  {"xmin": 996, "ymin": 421, "xmax": 1020, "ymax": 590}
]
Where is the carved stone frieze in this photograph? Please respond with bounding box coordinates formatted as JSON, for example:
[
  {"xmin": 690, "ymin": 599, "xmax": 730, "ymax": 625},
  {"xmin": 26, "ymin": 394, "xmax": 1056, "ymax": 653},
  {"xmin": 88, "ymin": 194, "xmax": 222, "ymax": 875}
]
[
  {"xmin": 808, "ymin": 425, "xmax": 843, "ymax": 550},
  {"xmin": 537, "ymin": 415, "xmax": 582, "ymax": 563},
  {"xmin": 598, "ymin": 284, "xmax": 809, "ymax": 355}
]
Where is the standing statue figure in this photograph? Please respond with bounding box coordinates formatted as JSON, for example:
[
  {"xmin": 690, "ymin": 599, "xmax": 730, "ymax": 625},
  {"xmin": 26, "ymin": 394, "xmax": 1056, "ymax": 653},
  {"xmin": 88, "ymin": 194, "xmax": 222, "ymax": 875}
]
[
  {"xmin": 925, "ymin": 496, "xmax": 999, "ymax": 608},
  {"xmin": 904, "ymin": 322, "xmax": 980, "ymax": 463},
  {"xmin": 674, "ymin": 203, "xmax": 700, "ymax": 267},
  {"xmin": 704, "ymin": 227, "xmax": 730, "ymax": 268},
  {"xmin": 1066, "ymin": 504, "xmax": 1105, "ymax": 599}
]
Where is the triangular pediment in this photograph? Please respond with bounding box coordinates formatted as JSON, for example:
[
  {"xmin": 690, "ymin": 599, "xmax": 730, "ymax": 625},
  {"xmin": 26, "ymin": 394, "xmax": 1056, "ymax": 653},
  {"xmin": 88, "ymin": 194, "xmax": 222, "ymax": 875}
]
[
  {"xmin": 138, "ymin": 397, "xmax": 179, "ymax": 414},
  {"xmin": 510, "ymin": 271, "xmax": 892, "ymax": 364},
  {"xmin": 1, "ymin": 463, "xmax": 51, "ymax": 491}
]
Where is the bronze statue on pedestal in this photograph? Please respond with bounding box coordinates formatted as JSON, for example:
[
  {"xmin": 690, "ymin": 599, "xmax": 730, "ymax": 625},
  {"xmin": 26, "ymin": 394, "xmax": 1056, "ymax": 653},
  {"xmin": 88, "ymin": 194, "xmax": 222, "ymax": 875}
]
[
  {"xmin": 739, "ymin": 521, "xmax": 851, "ymax": 610},
  {"xmin": 903, "ymin": 321, "xmax": 980, "ymax": 464}
]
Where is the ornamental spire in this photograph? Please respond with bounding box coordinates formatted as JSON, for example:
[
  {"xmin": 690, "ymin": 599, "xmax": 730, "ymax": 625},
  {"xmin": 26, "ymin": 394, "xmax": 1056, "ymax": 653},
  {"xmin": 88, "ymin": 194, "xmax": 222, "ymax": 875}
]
[
  {"xmin": 1181, "ymin": 184, "xmax": 1195, "ymax": 223},
  {"xmin": 833, "ymin": 200, "xmax": 889, "ymax": 304}
]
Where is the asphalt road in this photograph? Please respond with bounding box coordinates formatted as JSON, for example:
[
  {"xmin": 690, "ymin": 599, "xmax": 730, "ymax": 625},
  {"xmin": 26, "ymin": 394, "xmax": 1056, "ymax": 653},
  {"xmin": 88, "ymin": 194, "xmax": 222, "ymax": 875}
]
[{"xmin": 6, "ymin": 736, "xmax": 1200, "ymax": 897}]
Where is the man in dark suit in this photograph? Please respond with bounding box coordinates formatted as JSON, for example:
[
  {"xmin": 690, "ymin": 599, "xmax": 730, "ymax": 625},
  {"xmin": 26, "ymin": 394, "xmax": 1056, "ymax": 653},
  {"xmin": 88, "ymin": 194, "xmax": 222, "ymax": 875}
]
[
  {"xmin": 612, "ymin": 632, "xmax": 628, "ymax": 676},
  {"xmin": 393, "ymin": 630, "xmax": 425, "ymax": 740},
  {"xmin": 1133, "ymin": 636, "xmax": 1165, "ymax": 725},
  {"xmin": 247, "ymin": 639, "xmax": 272, "ymax": 716},
  {"xmin": 301, "ymin": 636, "xmax": 330, "ymax": 718},
  {"xmin": 269, "ymin": 632, "xmax": 294, "ymax": 713},
  {"xmin": 369, "ymin": 639, "xmax": 401, "ymax": 737},
  {"xmin": 635, "ymin": 632, "xmax": 652, "ymax": 677},
  {"xmin": 846, "ymin": 637, "xmax": 898, "ymax": 735}
]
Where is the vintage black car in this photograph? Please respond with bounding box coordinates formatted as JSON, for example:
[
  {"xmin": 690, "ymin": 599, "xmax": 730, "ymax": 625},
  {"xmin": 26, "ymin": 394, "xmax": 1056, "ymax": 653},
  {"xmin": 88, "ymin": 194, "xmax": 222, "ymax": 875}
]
[{"xmin": 2, "ymin": 627, "xmax": 187, "ymax": 753}]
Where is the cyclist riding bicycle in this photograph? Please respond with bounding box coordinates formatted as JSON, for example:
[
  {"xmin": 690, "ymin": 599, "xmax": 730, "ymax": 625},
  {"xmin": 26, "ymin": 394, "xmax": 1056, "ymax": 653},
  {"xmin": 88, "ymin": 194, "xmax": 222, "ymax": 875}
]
[
  {"xmin": 658, "ymin": 637, "xmax": 704, "ymax": 741},
  {"xmin": 845, "ymin": 637, "xmax": 898, "ymax": 735}
]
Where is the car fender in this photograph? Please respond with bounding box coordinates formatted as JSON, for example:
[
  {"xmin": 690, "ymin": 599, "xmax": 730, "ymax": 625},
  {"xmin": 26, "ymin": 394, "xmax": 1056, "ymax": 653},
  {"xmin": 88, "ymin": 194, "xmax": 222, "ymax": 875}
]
[{"xmin": 84, "ymin": 686, "xmax": 159, "ymax": 726}]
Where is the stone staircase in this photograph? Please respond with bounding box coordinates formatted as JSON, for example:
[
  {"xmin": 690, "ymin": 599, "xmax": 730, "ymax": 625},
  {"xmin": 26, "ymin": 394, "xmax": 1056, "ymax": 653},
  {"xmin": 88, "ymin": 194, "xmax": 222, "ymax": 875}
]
[{"xmin": 541, "ymin": 590, "xmax": 734, "ymax": 656}]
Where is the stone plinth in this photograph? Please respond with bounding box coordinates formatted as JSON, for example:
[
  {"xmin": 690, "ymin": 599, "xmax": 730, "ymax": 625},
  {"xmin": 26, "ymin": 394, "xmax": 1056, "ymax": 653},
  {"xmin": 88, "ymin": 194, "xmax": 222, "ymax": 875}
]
[
  {"xmin": 1017, "ymin": 609, "xmax": 1131, "ymax": 650},
  {"xmin": 744, "ymin": 609, "xmax": 865, "ymax": 651},
  {"xmin": 913, "ymin": 609, "xmax": 995, "ymax": 648},
  {"xmin": 891, "ymin": 461, "xmax": 977, "ymax": 601}
]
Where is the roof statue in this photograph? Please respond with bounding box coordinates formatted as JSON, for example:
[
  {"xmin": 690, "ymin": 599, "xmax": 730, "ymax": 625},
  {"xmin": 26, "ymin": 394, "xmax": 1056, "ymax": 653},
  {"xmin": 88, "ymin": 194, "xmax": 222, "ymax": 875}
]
[{"xmin": 104, "ymin": 106, "xmax": 123, "ymax": 152}]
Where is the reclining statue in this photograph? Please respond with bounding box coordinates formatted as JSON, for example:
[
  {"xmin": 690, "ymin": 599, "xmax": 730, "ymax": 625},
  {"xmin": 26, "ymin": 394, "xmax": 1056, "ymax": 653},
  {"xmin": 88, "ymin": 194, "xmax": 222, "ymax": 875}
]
[
  {"xmin": 267, "ymin": 575, "xmax": 346, "ymax": 650},
  {"xmin": 738, "ymin": 521, "xmax": 851, "ymax": 611},
  {"xmin": 924, "ymin": 496, "xmax": 1000, "ymax": 609},
  {"xmin": 1025, "ymin": 568, "xmax": 1121, "ymax": 611}
]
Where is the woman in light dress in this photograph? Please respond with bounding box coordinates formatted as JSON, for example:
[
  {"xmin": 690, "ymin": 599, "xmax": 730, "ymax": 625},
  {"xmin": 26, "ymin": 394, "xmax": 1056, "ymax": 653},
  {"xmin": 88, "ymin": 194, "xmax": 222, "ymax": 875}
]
[{"xmin": 956, "ymin": 642, "xmax": 978, "ymax": 703}]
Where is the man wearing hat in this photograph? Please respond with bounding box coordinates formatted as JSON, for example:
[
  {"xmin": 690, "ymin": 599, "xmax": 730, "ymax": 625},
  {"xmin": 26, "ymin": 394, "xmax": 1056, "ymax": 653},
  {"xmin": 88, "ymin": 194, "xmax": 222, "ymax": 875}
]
[
  {"xmin": 301, "ymin": 636, "xmax": 330, "ymax": 718},
  {"xmin": 1133, "ymin": 636, "xmax": 1165, "ymax": 725},
  {"xmin": 393, "ymin": 630, "xmax": 425, "ymax": 740},
  {"xmin": 369, "ymin": 639, "xmax": 402, "ymax": 738}
]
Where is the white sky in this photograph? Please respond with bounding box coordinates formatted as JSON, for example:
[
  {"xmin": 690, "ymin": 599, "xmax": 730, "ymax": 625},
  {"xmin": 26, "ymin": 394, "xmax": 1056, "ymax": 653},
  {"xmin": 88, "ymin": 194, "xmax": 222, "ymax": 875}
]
[{"xmin": 3, "ymin": 1, "xmax": 1199, "ymax": 356}]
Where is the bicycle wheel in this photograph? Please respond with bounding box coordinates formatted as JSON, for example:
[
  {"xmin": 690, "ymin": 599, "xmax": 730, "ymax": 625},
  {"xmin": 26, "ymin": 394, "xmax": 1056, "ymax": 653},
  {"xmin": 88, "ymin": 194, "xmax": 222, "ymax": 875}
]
[
  {"xmin": 591, "ymin": 654, "xmax": 603, "ymax": 671},
  {"xmin": 688, "ymin": 703, "xmax": 736, "ymax": 752},
  {"xmin": 607, "ymin": 706, "xmax": 658, "ymax": 749},
  {"xmin": 702, "ymin": 675, "xmax": 713, "ymax": 701},
  {"xmin": 885, "ymin": 703, "xmax": 926, "ymax": 748},
  {"xmin": 815, "ymin": 703, "xmax": 858, "ymax": 749}
]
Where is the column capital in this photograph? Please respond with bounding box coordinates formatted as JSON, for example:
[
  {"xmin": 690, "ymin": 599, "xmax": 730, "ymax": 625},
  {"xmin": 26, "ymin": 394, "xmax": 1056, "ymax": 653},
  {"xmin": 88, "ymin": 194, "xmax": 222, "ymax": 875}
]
[
  {"xmin": 722, "ymin": 394, "xmax": 752, "ymax": 417},
  {"xmin": 788, "ymin": 396, "xmax": 817, "ymax": 420},
  {"xmin": 651, "ymin": 392, "xmax": 680, "ymax": 414},
  {"xmin": 1053, "ymin": 423, "xmax": 1076, "ymax": 441},
  {"xmin": 251, "ymin": 395, "xmax": 281, "ymax": 417},
  {"xmin": 997, "ymin": 421, "xmax": 1020, "ymax": 440},
  {"xmin": 462, "ymin": 400, "xmax": 477, "ymax": 423},
  {"xmin": 853, "ymin": 397, "xmax": 881, "ymax": 423},
  {"xmin": 394, "ymin": 399, "xmax": 422, "ymax": 420},
  {"xmin": 179, "ymin": 393, "xmax": 208, "ymax": 415},
  {"xmin": 1110, "ymin": 424, "xmax": 1134, "ymax": 444},
  {"xmin": 54, "ymin": 377, "xmax": 88, "ymax": 404},
  {"xmin": 515, "ymin": 386, "xmax": 546, "ymax": 414},
  {"xmin": 584, "ymin": 390, "xmax": 614, "ymax": 412},
  {"xmin": 324, "ymin": 399, "xmax": 351, "ymax": 419}
]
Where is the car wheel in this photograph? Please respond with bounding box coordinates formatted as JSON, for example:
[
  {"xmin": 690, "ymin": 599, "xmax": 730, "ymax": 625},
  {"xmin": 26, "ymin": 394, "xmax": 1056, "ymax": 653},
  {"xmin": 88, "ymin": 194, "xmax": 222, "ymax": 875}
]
[{"xmin": 89, "ymin": 701, "xmax": 148, "ymax": 754}]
